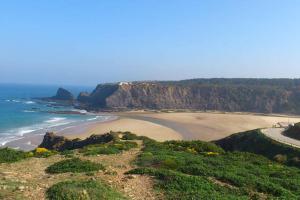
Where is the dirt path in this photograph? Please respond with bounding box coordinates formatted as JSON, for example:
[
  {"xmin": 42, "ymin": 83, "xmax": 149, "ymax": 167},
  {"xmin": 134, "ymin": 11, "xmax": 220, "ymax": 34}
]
[
  {"xmin": 0, "ymin": 141, "xmax": 161, "ymax": 200},
  {"xmin": 261, "ymin": 128, "xmax": 300, "ymax": 149}
]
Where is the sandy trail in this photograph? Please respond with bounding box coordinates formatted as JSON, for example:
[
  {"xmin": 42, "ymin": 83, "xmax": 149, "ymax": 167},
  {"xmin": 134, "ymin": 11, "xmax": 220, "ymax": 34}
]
[{"xmin": 261, "ymin": 128, "xmax": 300, "ymax": 148}]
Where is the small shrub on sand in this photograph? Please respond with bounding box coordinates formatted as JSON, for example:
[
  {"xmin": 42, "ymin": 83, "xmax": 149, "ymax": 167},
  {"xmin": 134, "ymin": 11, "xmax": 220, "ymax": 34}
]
[
  {"xmin": 46, "ymin": 180, "xmax": 127, "ymax": 200},
  {"xmin": 80, "ymin": 141, "xmax": 138, "ymax": 156},
  {"xmin": 60, "ymin": 149, "xmax": 75, "ymax": 158},
  {"xmin": 121, "ymin": 132, "xmax": 140, "ymax": 140},
  {"xmin": 46, "ymin": 158, "xmax": 104, "ymax": 174}
]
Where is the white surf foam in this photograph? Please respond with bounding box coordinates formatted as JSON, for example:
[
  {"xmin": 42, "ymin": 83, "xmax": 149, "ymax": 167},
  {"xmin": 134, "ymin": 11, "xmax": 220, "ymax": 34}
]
[
  {"xmin": 24, "ymin": 101, "xmax": 36, "ymax": 104},
  {"xmin": 45, "ymin": 117, "xmax": 67, "ymax": 123},
  {"xmin": 18, "ymin": 128, "xmax": 39, "ymax": 136},
  {"xmin": 48, "ymin": 122, "xmax": 70, "ymax": 128},
  {"xmin": 23, "ymin": 110, "xmax": 36, "ymax": 113},
  {"xmin": 87, "ymin": 116, "xmax": 100, "ymax": 121},
  {"xmin": 0, "ymin": 113, "xmax": 116, "ymax": 148},
  {"xmin": 71, "ymin": 109, "xmax": 88, "ymax": 114},
  {"xmin": 0, "ymin": 135, "xmax": 25, "ymax": 146}
]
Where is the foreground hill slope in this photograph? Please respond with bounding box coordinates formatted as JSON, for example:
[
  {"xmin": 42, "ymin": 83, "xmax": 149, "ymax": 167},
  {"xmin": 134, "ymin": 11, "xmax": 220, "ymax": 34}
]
[
  {"xmin": 78, "ymin": 78, "xmax": 300, "ymax": 114},
  {"xmin": 215, "ymin": 129, "xmax": 300, "ymax": 167},
  {"xmin": 2, "ymin": 131, "xmax": 300, "ymax": 199}
]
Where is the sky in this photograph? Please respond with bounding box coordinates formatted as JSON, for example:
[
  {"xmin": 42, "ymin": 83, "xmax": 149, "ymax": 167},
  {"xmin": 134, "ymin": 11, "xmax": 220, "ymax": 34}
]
[{"xmin": 0, "ymin": 0, "xmax": 300, "ymax": 86}]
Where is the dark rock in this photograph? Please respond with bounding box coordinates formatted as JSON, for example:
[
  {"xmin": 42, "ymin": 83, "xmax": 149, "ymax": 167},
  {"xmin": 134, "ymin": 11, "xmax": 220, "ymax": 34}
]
[
  {"xmin": 77, "ymin": 92, "xmax": 90, "ymax": 103},
  {"xmin": 39, "ymin": 132, "xmax": 114, "ymax": 151},
  {"xmin": 52, "ymin": 88, "xmax": 74, "ymax": 101},
  {"xmin": 284, "ymin": 123, "xmax": 300, "ymax": 140},
  {"xmin": 37, "ymin": 88, "xmax": 74, "ymax": 104}
]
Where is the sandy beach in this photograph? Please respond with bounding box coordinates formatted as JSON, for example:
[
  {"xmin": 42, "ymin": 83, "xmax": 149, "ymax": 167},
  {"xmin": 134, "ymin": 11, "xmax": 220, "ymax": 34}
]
[
  {"xmin": 62, "ymin": 117, "xmax": 183, "ymax": 141},
  {"xmin": 68, "ymin": 111, "xmax": 300, "ymax": 141},
  {"xmin": 6, "ymin": 111, "xmax": 300, "ymax": 151}
]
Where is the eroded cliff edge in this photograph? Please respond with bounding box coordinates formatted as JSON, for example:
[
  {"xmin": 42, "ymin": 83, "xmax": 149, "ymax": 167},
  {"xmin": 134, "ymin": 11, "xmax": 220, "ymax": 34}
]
[{"xmin": 77, "ymin": 79, "xmax": 300, "ymax": 114}]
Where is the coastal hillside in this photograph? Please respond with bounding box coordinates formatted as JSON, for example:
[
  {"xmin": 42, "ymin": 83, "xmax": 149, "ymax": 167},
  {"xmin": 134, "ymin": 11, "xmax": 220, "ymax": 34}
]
[
  {"xmin": 2, "ymin": 131, "xmax": 300, "ymax": 199},
  {"xmin": 284, "ymin": 122, "xmax": 300, "ymax": 140},
  {"xmin": 215, "ymin": 129, "xmax": 300, "ymax": 167},
  {"xmin": 77, "ymin": 78, "xmax": 300, "ymax": 114}
]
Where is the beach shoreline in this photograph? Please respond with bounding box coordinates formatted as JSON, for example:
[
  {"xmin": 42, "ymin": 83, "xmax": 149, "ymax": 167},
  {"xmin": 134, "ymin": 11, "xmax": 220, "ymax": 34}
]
[
  {"xmin": 5, "ymin": 111, "xmax": 300, "ymax": 151},
  {"xmin": 3, "ymin": 114, "xmax": 119, "ymax": 151}
]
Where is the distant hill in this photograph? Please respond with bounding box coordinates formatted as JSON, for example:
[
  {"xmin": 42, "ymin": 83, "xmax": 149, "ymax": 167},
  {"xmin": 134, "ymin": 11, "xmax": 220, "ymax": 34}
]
[
  {"xmin": 77, "ymin": 78, "xmax": 300, "ymax": 114},
  {"xmin": 214, "ymin": 129, "xmax": 300, "ymax": 167},
  {"xmin": 284, "ymin": 122, "xmax": 300, "ymax": 140}
]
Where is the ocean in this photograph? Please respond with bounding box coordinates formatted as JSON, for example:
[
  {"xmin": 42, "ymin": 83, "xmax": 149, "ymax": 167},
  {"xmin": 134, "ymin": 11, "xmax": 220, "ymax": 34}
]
[{"xmin": 0, "ymin": 83, "xmax": 113, "ymax": 147}]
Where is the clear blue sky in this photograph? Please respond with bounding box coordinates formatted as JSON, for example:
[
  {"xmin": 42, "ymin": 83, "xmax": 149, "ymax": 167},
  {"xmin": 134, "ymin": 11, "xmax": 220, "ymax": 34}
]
[{"xmin": 0, "ymin": 0, "xmax": 300, "ymax": 86}]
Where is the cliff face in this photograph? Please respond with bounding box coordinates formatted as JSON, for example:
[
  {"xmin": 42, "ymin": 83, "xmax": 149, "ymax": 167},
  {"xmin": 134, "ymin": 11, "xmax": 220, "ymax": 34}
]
[{"xmin": 77, "ymin": 79, "xmax": 300, "ymax": 114}]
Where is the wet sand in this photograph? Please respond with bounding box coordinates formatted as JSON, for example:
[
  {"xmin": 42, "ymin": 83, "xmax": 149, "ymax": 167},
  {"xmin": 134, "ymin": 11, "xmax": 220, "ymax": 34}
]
[{"xmin": 6, "ymin": 111, "xmax": 300, "ymax": 151}]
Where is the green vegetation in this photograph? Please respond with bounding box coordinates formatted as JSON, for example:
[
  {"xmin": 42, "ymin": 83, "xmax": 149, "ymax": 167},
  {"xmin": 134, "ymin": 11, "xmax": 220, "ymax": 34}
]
[
  {"xmin": 0, "ymin": 148, "xmax": 32, "ymax": 163},
  {"xmin": 215, "ymin": 129, "xmax": 300, "ymax": 167},
  {"xmin": 79, "ymin": 141, "xmax": 138, "ymax": 156},
  {"xmin": 46, "ymin": 180, "xmax": 127, "ymax": 200},
  {"xmin": 0, "ymin": 147, "xmax": 58, "ymax": 163},
  {"xmin": 3, "ymin": 130, "xmax": 300, "ymax": 199},
  {"xmin": 46, "ymin": 158, "xmax": 104, "ymax": 174},
  {"xmin": 60, "ymin": 149, "xmax": 75, "ymax": 158},
  {"xmin": 128, "ymin": 136, "xmax": 300, "ymax": 199},
  {"xmin": 284, "ymin": 122, "xmax": 300, "ymax": 140}
]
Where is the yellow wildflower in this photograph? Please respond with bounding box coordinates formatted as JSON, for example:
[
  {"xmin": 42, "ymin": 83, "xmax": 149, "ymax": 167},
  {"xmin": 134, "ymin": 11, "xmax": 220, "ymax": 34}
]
[
  {"xmin": 35, "ymin": 147, "xmax": 50, "ymax": 153},
  {"xmin": 206, "ymin": 152, "xmax": 219, "ymax": 156},
  {"xmin": 186, "ymin": 147, "xmax": 198, "ymax": 154}
]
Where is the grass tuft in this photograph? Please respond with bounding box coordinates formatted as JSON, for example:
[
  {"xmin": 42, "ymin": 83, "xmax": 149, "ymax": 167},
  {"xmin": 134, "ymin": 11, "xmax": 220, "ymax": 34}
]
[
  {"xmin": 46, "ymin": 158, "xmax": 104, "ymax": 174},
  {"xmin": 46, "ymin": 180, "xmax": 127, "ymax": 200},
  {"xmin": 0, "ymin": 148, "xmax": 32, "ymax": 163}
]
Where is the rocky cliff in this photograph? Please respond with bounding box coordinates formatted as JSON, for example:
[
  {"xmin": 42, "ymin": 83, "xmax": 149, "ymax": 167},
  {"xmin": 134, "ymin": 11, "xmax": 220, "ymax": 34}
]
[{"xmin": 77, "ymin": 79, "xmax": 300, "ymax": 114}]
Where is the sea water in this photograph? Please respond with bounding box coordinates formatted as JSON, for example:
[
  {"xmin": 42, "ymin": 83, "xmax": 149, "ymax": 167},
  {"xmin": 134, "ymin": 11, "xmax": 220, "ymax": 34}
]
[{"xmin": 0, "ymin": 83, "xmax": 110, "ymax": 146}]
